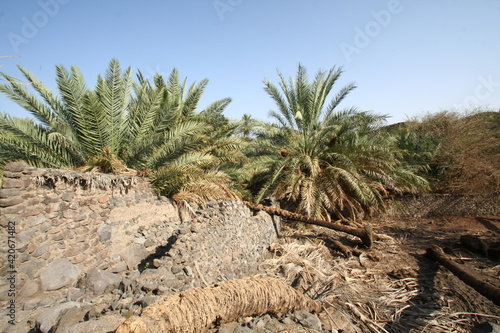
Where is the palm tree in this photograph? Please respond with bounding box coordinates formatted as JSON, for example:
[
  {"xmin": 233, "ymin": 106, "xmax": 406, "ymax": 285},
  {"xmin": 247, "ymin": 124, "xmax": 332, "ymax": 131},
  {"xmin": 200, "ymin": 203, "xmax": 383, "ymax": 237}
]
[
  {"xmin": 235, "ymin": 113, "xmax": 261, "ymax": 138},
  {"xmin": 0, "ymin": 59, "xmax": 243, "ymax": 204},
  {"xmin": 254, "ymin": 64, "xmax": 428, "ymax": 220}
]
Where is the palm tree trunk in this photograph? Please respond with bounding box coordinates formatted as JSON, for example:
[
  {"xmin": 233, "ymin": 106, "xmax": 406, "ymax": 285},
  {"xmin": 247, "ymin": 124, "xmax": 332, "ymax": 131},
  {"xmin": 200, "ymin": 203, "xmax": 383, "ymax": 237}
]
[
  {"xmin": 116, "ymin": 277, "xmax": 321, "ymax": 333},
  {"xmin": 426, "ymin": 245, "xmax": 500, "ymax": 306},
  {"xmin": 244, "ymin": 201, "xmax": 374, "ymax": 248}
]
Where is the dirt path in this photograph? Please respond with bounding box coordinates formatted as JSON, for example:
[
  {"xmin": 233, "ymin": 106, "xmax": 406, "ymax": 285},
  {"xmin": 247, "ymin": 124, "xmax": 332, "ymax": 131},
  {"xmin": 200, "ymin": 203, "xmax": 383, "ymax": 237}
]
[
  {"xmin": 210, "ymin": 216, "xmax": 500, "ymax": 332},
  {"xmin": 372, "ymin": 216, "xmax": 500, "ymax": 332}
]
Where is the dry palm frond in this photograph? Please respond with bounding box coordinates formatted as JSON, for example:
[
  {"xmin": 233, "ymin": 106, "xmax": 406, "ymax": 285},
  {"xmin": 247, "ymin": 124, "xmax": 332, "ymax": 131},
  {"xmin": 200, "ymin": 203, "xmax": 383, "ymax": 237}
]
[
  {"xmin": 84, "ymin": 147, "xmax": 135, "ymax": 174},
  {"xmin": 258, "ymin": 227, "xmax": 427, "ymax": 331}
]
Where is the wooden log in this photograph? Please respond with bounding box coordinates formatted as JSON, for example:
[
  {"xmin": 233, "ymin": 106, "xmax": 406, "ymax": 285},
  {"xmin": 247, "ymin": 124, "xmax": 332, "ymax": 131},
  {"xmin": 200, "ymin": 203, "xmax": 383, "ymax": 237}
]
[
  {"xmin": 244, "ymin": 201, "xmax": 374, "ymax": 248},
  {"xmin": 426, "ymin": 244, "xmax": 500, "ymax": 306}
]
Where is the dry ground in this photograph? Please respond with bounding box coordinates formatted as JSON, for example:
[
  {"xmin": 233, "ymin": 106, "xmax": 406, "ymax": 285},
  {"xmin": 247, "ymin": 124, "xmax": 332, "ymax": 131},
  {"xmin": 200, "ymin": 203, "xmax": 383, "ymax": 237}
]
[{"xmin": 259, "ymin": 216, "xmax": 500, "ymax": 332}]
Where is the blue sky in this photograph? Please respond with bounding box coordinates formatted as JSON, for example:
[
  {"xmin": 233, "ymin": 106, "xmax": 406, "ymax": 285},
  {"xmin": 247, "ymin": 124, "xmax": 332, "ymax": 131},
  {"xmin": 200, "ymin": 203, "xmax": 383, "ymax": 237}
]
[{"xmin": 1, "ymin": 0, "xmax": 499, "ymax": 124}]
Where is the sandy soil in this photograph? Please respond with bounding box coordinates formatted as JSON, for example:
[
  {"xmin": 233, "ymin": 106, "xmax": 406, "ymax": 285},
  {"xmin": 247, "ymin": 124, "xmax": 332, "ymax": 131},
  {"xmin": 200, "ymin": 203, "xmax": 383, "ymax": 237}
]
[
  {"xmin": 371, "ymin": 215, "xmax": 500, "ymax": 332},
  {"xmin": 266, "ymin": 216, "xmax": 500, "ymax": 333}
]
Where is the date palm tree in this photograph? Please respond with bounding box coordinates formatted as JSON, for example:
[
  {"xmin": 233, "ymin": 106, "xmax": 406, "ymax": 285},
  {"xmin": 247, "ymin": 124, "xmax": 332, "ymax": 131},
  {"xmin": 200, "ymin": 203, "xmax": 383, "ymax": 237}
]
[
  {"xmin": 255, "ymin": 64, "xmax": 428, "ymax": 220},
  {"xmin": 0, "ymin": 59, "xmax": 243, "ymax": 203}
]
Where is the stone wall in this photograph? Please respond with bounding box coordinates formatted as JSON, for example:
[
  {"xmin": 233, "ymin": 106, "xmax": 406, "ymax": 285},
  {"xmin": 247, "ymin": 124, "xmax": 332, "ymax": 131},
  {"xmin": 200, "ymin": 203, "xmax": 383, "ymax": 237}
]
[
  {"xmin": 0, "ymin": 162, "xmax": 279, "ymax": 332},
  {"xmin": 387, "ymin": 194, "xmax": 500, "ymax": 218}
]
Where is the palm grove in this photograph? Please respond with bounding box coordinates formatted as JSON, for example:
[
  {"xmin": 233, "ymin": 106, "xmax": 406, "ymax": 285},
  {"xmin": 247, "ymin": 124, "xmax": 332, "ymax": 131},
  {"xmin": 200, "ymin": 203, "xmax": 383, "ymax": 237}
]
[{"xmin": 1, "ymin": 60, "xmax": 497, "ymax": 221}]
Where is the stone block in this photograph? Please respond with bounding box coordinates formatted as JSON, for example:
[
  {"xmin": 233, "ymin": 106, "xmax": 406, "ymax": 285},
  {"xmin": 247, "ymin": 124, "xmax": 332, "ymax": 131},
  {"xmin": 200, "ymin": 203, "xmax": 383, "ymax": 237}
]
[
  {"xmin": 0, "ymin": 197, "xmax": 23, "ymax": 207},
  {"xmin": 21, "ymin": 207, "xmax": 45, "ymax": 217},
  {"xmin": 1, "ymin": 178, "xmax": 23, "ymax": 189},
  {"xmin": 61, "ymin": 192, "xmax": 75, "ymax": 202},
  {"xmin": 3, "ymin": 171, "xmax": 21, "ymax": 178},
  {"xmin": 0, "ymin": 188, "xmax": 20, "ymax": 198},
  {"xmin": 4, "ymin": 161, "xmax": 28, "ymax": 172}
]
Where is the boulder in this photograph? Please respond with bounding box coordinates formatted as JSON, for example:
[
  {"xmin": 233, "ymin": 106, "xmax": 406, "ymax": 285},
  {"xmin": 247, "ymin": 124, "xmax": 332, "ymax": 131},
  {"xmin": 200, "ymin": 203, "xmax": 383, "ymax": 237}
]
[
  {"xmin": 39, "ymin": 259, "xmax": 81, "ymax": 291},
  {"xmin": 122, "ymin": 246, "xmax": 149, "ymax": 270},
  {"xmin": 86, "ymin": 268, "xmax": 122, "ymax": 294},
  {"xmin": 35, "ymin": 302, "xmax": 82, "ymax": 333}
]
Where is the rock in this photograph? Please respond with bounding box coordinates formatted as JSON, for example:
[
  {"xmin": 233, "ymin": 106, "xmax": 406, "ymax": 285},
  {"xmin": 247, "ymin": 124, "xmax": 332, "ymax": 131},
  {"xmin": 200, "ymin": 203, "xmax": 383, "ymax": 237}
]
[
  {"xmin": 1, "ymin": 178, "xmax": 23, "ymax": 189},
  {"xmin": 109, "ymin": 261, "xmax": 128, "ymax": 273},
  {"xmin": 52, "ymin": 304, "xmax": 93, "ymax": 333},
  {"xmin": 32, "ymin": 243, "xmax": 51, "ymax": 257},
  {"xmin": 0, "ymin": 188, "xmax": 20, "ymax": 198},
  {"xmin": 290, "ymin": 310, "xmax": 323, "ymax": 331},
  {"xmin": 40, "ymin": 259, "xmax": 81, "ymax": 291},
  {"xmin": 19, "ymin": 280, "xmax": 39, "ymax": 298},
  {"xmin": 218, "ymin": 322, "xmax": 257, "ymax": 333},
  {"xmin": 61, "ymin": 192, "xmax": 75, "ymax": 202},
  {"xmin": 4, "ymin": 161, "xmax": 28, "ymax": 172},
  {"xmin": 35, "ymin": 301, "xmax": 82, "ymax": 333},
  {"xmin": 122, "ymin": 246, "xmax": 149, "ymax": 270},
  {"xmin": 23, "ymin": 297, "xmax": 41, "ymax": 311},
  {"xmin": 473, "ymin": 321, "xmax": 500, "ymax": 333},
  {"xmin": 0, "ymin": 197, "xmax": 23, "ymax": 207},
  {"xmin": 86, "ymin": 268, "xmax": 122, "ymax": 294},
  {"xmin": 59, "ymin": 314, "xmax": 125, "ymax": 333}
]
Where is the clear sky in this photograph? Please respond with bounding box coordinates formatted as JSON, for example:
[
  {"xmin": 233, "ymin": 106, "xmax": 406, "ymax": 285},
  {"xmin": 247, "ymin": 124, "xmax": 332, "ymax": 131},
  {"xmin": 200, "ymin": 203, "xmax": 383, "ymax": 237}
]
[{"xmin": 1, "ymin": 0, "xmax": 499, "ymax": 124}]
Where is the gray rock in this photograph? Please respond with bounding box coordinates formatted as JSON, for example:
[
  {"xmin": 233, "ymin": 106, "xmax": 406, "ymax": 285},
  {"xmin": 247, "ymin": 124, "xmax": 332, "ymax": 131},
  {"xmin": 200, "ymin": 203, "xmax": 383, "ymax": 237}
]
[
  {"xmin": 473, "ymin": 322, "xmax": 500, "ymax": 333},
  {"xmin": 19, "ymin": 280, "xmax": 39, "ymax": 298},
  {"xmin": 218, "ymin": 322, "xmax": 257, "ymax": 333},
  {"xmin": 23, "ymin": 297, "xmax": 41, "ymax": 311},
  {"xmin": 290, "ymin": 310, "xmax": 323, "ymax": 331},
  {"xmin": 122, "ymin": 246, "xmax": 149, "ymax": 270},
  {"xmin": 109, "ymin": 261, "xmax": 128, "ymax": 273},
  {"xmin": 59, "ymin": 314, "xmax": 125, "ymax": 333},
  {"xmin": 86, "ymin": 268, "xmax": 122, "ymax": 294},
  {"xmin": 1, "ymin": 178, "xmax": 23, "ymax": 189},
  {"xmin": 0, "ymin": 197, "xmax": 23, "ymax": 207},
  {"xmin": 0, "ymin": 188, "xmax": 20, "ymax": 198},
  {"xmin": 25, "ymin": 214, "xmax": 48, "ymax": 227},
  {"xmin": 35, "ymin": 301, "xmax": 82, "ymax": 333},
  {"xmin": 16, "ymin": 229, "xmax": 36, "ymax": 246},
  {"xmin": 98, "ymin": 224, "xmax": 111, "ymax": 242},
  {"xmin": 40, "ymin": 258, "xmax": 81, "ymax": 291},
  {"xmin": 53, "ymin": 304, "xmax": 93, "ymax": 333},
  {"xmin": 4, "ymin": 161, "xmax": 27, "ymax": 172},
  {"xmin": 61, "ymin": 192, "xmax": 75, "ymax": 202},
  {"xmin": 32, "ymin": 243, "xmax": 51, "ymax": 257}
]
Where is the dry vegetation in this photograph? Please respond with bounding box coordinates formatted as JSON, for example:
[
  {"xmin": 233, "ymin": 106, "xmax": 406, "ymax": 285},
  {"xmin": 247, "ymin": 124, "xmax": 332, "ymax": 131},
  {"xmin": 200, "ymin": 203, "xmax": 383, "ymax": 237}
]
[
  {"xmin": 404, "ymin": 110, "xmax": 500, "ymax": 195},
  {"xmin": 255, "ymin": 217, "xmax": 500, "ymax": 333}
]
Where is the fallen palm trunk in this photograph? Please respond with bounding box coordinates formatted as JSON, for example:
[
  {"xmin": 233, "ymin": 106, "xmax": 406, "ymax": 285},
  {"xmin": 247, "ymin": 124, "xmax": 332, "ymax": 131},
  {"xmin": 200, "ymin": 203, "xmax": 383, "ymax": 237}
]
[
  {"xmin": 116, "ymin": 277, "xmax": 321, "ymax": 333},
  {"xmin": 426, "ymin": 245, "xmax": 500, "ymax": 306},
  {"xmin": 244, "ymin": 201, "xmax": 374, "ymax": 248}
]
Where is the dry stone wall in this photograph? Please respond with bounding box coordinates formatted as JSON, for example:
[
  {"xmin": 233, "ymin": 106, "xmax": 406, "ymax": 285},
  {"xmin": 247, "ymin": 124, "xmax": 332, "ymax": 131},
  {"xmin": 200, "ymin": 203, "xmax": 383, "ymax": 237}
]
[
  {"xmin": 0, "ymin": 161, "xmax": 280, "ymax": 332},
  {"xmin": 387, "ymin": 194, "xmax": 500, "ymax": 218}
]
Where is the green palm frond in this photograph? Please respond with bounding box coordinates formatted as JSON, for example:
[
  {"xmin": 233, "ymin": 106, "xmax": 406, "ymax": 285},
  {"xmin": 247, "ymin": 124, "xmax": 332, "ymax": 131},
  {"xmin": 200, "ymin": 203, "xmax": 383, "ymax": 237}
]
[
  {"xmin": 0, "ymin": 72, "xmax": 56, "ymax": 127},
  {"xmin": 254, "ymin": 64, "xmax": 428, "ymax": 220}
]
